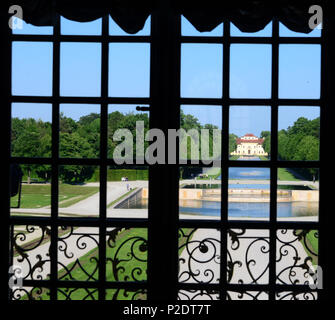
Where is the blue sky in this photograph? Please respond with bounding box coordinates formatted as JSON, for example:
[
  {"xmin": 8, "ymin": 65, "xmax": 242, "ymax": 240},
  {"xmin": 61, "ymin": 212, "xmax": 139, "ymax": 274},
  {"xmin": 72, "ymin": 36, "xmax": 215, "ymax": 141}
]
[{"xmin": 11, "ymin": 15, "xmax": 321, "ymax": 136}]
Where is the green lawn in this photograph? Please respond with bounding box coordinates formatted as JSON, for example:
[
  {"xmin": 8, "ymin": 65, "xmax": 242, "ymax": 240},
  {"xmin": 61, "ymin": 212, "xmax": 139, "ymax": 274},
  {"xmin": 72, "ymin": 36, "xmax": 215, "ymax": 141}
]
[
  {"xmin": 277, "ymin": 168, "xmax": 301, "ymax": 181},
  {"xmin": 10, "ymin": 184, "xmax": 99, "ymax": 209},
  {"xmin": 201, "ymin": 167, "xmax": 221, "ymax": 179},
  {"xmin": 178, "ymin": 228, "xmax": 195, "ymax": 255},
  {"xmin": 307, "ymin": 231, "xmax": 318, "ymax": 253},
  {"xmin": 30, "ymin": 228, "xmax": 148, "ymax": 300},
  {"xmin": 300, "ymin": 230, "xmax": 318, "ymax": 266}
]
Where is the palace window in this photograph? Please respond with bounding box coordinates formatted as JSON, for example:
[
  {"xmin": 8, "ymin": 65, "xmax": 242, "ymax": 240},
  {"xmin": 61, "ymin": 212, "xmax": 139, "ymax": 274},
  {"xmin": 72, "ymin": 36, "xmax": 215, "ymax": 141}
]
[{"xmin": 4, "ymin": 1, "xmax": 331, "ymax": 302}]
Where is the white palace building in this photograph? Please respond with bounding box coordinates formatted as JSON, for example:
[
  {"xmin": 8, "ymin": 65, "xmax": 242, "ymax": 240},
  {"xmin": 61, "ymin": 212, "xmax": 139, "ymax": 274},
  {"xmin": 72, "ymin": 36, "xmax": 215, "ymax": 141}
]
[{"xmin": 230, "ymin": 133, "xmax": 268, "ymax": 156}]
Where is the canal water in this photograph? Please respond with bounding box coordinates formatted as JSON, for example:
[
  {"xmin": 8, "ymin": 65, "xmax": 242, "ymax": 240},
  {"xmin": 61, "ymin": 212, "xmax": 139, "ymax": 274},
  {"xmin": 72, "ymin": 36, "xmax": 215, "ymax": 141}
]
[
  {"xmin": 119, "ymin": 159, "xmax": 318, "ymax": 218},
  {"xmin": 126, "ymin": 198, "xmax": 318, "ymax": 218},
  {"xmin": 228, "ymin": 167, "xmax": 270, "ymax": 180},
  {"xmin": 178, "ymin": 200, "xmax": 318, "ymax": 218}
]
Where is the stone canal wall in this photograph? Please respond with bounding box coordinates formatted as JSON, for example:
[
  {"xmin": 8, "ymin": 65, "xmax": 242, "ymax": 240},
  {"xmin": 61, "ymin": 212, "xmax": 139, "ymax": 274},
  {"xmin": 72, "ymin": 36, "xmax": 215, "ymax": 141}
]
[
  {"xmin": 173, "ymin": 188, "xmax": 318, "ymax": 203},
  {"xmin": 139, "ymin": 188, "xmax": 318, "ymax": 202},
  {"xmin": 291, "ymin": 190, "xmax": 319, "ymax": 202}
]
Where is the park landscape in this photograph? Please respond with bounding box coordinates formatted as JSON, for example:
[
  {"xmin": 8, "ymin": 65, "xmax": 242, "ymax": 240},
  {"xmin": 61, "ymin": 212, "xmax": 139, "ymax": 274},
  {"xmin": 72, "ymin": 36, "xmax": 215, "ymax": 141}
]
[{"xmin": 10, "ymin": 110, "xmax": 319, "ymax": 300}]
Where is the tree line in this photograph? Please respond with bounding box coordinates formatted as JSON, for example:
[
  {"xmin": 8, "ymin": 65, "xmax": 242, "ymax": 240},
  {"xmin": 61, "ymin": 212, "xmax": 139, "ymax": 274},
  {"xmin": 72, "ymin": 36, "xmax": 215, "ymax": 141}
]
[
  {"xmin": 12, "ymin": 111, "xmax": 319, "ymax": 182},
  {"xmin": 261, "ymin": 116, "xmax": 320, "ymax": 179},
  {"xmin": 11, "ymin": 110, "xmax": 219, "ymax": 182}
]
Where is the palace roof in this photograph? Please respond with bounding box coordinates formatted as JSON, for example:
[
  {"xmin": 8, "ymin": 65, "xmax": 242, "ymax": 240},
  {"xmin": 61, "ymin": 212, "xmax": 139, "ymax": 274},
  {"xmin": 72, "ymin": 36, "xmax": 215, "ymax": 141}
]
[{"xmin": 236, "ymin": 136, "xmax": 265, "ymax": 144}]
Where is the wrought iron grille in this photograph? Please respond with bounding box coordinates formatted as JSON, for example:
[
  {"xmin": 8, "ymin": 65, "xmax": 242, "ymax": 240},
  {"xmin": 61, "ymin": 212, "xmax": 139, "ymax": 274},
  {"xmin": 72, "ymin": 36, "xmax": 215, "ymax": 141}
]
[{"xmin": 4, "ymin": 5, "xmax": 329, "ymax": 302}]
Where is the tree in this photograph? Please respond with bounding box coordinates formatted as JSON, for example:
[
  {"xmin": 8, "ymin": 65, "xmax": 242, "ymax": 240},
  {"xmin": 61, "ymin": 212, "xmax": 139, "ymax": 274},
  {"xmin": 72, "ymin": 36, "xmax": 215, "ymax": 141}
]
[
  {"xmin": 59, "ymin": 132, "xmax": 95, "ymax": 182},
  {"xmin": 295, "ymin": 135, "xmax": 319, "ymax": 161},
  {"xmin": 277, "ymin": 117, "xmax": 320, "ymax": 179},
  {"xmin": 60, "ymin": 113, "xmax": 77, "ymax": 134},
  {"xmin": 180, "ymin": 109, "xmax": 201, "ymax": 131},
  {"xmin": 278, "ymin": 130, "xmax": 289, "ymax": 160},
  {"xmin": 260, "ymin": 131, "xmax": 271, "ymax": 156},
  {"xmin": 77, "ymin": 117, "xmax": 100, "ymax": 158},
  {"xmin": 78, "ymin": 113, "xmax": 100, "ymax": 127},
  {"xmin": 229, "ymin": 133, "xmax": 238, "ymax": 154}
]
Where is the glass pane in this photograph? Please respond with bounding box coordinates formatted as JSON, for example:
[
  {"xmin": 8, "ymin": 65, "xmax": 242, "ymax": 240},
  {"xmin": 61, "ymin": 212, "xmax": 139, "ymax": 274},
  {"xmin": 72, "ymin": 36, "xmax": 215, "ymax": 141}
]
[
  {"xmin": 108, "ymin": 43, "xmax": 150, "ymax": 97},
  {"xmin": 11, "ymin": 287, "xmax": 50, "ymax": 301},
  {"xmin": 58, "ymin": 165, "xmax": 99, "ymax": 217},
  {"xmin": 276, "ymin": 291, "xmax": 317, "ymax": 300},
  {"xmin": 227, "ymin": 291, "xmax": 269, "ymax": 300},
  {"xmin": 178, "ymin": 290, "xmax": 220, "ymax": 300},
  {"xmin": 107, "ymin": 166, "xmax": 148, "ymax": 219},
  {"xmin": 12, "ymin": 42, "xmax": 53, "ymax": 96},
  {"xmin": 279, "ymin": 22, "xmax": 321, "ymax": 37},
  {"xmin": 109, "ymin": 16, "xmax": 151, "ymax": 36},
  {"xmin": 179, "ymin": 228, "xmax": 220, "ymax": 284},
  {"xmin": 179, "ymin": 166, "xmax": 221, "ymax": 220},
  {"xmin": 10, "ymin": 164, "xmax": 51, "ymax": 216},
  {"xmin": 11, "ymin": 225, "xmax": 51, "ymax": 282},
  {"xmin": 58, "ymin": 226, "xmax": 99, "ymax": 281},
  {"xmin": 181, "ymin": 44, "xmax": 223, "ymax": 98},
  {"xmin": 106, "ymin": 227, "xmax": 147, "ymax": 282},
  {"xmin": 11, "ymin": 103, "xmax": 52, "ymax": 158},
  {"xmin": 277, "ymin": 168, "xmax": 319, "ymax": 221},
  {"xmin": 57, "ymin": 288, "xmax": 98, "ymax": 300},
  {"xmin": 61, "ymin": 17, "xmax": 102, "ymax": 35},
  {"xmin": 278, "ymin": 106, "xmax": 320, "ymax": 161},
  {"xmin": 108, "ymin": 105, "xmax": 149, "ymax": 162},
  {"xmin": 60, "ymin": 42, "xmax": 101, "ymax": 96},
  {"xmin": 181, "ymin": 16, "xmax": 223, "ymax": 36},
  {"xmin": 279, "ymin": 45, "xmax": 321, "ymax": 99},
  {"xmin": 229, "ymin": 106, "xmax": 270, "ymax": 160},
  {"xmin": 228, "ymin": 168, "xmax": 270, "ymax": 220},
  {"xmin": 227, "ymin": 229, "xmax": 269, "ymax": 284},
  {"xmin": 11, "ymin": 18, "xmax": 53, "ymax": 35},
  {"xmin": 180, "ymin": 105, "xmax": 222, "ymax": 163},
  {"xmin": 230, "ymin": 22, "xmax": 272, "ymax": 37},
  {"xmin": 59, "ymin": 104, "xmax": 100, "ymax": 159},
  {"xmin": 105, "ymin": 289, "xmax": 147, "ymax": 301},
  {"xmin": 230, "ymin": 44, "xmax": 271, "ymax": 98},
  {"xmin": 276, "ymin": 229, "xmax": 318, "ymax": 285}
]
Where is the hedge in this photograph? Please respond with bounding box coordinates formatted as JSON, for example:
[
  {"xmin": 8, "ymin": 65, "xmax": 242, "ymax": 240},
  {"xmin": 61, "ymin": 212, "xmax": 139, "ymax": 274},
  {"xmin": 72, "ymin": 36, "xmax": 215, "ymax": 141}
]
[{"xmin": 88, "ymin": 168, "xmax": 148, "ymax": 182}]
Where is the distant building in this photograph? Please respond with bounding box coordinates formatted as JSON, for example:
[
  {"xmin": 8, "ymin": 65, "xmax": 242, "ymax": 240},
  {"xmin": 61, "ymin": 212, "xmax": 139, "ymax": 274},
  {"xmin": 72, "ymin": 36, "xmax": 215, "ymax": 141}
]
[{"xmin": 230, "ymin": 133, "xmax": 268, "ymax": 156}]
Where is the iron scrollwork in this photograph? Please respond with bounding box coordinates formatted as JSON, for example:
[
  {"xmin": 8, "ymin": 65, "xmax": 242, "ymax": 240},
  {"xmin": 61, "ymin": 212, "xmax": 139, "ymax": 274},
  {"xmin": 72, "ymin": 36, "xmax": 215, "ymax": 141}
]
[
  {"xmin": 227, "ymin": 229, "xmax": 270, "ymax": 285},
  {"xmin": 10, "ymin": 287, "xmax": 50, "ymax": 300},
  {"xmin": 276, "ymin": 291, "xmax": 317, "ymax": 300},
  {"xmin": 57, "ymin": 288, "xmax": 98, "ymax": 300},
  {"xmin": 177, "ymin": 289, "xmax": 219, "ymax": 300},
  {"xmin": 276, "ymin": 229, "xmax": 318, "ymax": 285},
  {"xmin": 12, "ymin": 225, "xmax": 51, "ymax": 281},
  {"xmin": 106, "ymin": 288, "xmax": 147, "ymax": 301},
  {"xmin": 227, "ymin": 291, "xmax": 269, "ymax": 300},
  {"xmin": 106, "ymin": 228, "xmax": 148, "ymax": 283},
  {"xmin": 57, "ymin": 226, "xmax": 99, "ymax": 281},
  {"xmin": 178, "ymin": 228, "xmax": 221, "ymax": 284}
]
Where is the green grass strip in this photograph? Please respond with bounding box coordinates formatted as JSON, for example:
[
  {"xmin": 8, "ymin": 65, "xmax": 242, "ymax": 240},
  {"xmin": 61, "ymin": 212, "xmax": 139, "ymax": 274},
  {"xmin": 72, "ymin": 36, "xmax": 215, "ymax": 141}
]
[{"xmin": 107, "ymin": 188, "xmax": 138, "ymax": 209}]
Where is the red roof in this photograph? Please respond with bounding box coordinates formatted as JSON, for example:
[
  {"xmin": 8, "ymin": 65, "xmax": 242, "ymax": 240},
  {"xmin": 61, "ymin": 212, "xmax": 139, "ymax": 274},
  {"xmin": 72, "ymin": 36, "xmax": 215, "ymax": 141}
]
[
  {"xmin": 244, "ymin": 133, "xmax": 257, "ymax": 137},
  {"xmin": 236, "ymin": 137, "xmax": 264, "ymax": 144}
]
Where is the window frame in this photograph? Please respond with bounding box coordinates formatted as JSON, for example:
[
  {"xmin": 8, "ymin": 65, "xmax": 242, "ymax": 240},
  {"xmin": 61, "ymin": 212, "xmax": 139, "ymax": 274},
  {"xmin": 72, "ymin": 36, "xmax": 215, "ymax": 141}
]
[{"xmin": 3, "ymin": 4, "xmax": 331, "ymax": 302}]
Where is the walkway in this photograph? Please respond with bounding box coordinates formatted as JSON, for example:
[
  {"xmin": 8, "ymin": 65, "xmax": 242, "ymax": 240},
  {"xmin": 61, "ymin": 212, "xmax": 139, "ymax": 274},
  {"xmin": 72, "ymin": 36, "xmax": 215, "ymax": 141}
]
[{"xmin": 11, "ymin": 180, "xmax": 148, "ymax": 217}]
